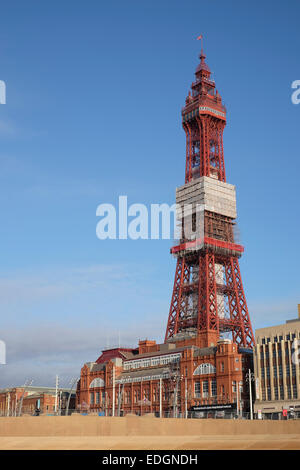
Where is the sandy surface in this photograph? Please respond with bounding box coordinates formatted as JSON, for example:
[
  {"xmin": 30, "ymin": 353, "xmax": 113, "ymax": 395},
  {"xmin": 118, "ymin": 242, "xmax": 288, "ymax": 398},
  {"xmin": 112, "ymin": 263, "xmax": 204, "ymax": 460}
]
[
  {"xmin": 0, "ymin": 434, "xmax": 300, "ymax": 450},
  {"xmin": 0, "ymin": 416, "xmax": 299, "ymax": 450}
]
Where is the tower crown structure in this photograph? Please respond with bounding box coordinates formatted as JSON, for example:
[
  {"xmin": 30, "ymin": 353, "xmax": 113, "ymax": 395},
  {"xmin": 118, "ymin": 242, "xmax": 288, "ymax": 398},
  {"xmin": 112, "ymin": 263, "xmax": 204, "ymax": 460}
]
[
  {"xmin": 183, "ymin": 49, "xmax": 226, "ymax": 183},
  {"xmin": 165, "ymin": 45, "xmax": 255, "ymax": 349}
]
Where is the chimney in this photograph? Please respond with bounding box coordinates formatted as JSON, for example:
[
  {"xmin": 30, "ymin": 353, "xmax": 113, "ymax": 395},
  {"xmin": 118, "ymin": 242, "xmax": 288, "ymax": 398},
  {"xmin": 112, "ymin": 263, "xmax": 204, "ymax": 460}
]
[{"xmin": 298, "ymin": 304, "xmax": 300, "ymax": 319}]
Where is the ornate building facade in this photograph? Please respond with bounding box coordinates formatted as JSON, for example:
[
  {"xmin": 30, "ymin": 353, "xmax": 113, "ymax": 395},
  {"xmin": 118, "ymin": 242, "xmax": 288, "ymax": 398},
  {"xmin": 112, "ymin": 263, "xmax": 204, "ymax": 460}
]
[{"xmin": 77, "ymin": 339, "xmax": 253, "ymax": 417}]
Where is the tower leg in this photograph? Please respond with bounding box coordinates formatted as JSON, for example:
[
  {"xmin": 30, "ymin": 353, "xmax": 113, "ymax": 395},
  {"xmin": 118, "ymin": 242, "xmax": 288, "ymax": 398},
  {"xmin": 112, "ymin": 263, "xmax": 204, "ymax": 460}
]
[
  {"xmin": 198, "ymin": 252, "xmax": 219, "ymax": 332},
  {"xmin": 165, "ymin": 258, "xmax": 184, "ymax": 341},
  {"xmin": 224, "ymin": 257, "xmax": 255, "ymax": 348},
  {"xmin": 165, "ymin": 258, "xmax": 190, "ymax": 341}
]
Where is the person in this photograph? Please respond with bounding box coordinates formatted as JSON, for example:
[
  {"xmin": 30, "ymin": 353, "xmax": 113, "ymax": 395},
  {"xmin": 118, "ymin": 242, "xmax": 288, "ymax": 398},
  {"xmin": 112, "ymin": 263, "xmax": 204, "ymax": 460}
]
[{"xmin": 34, "ymin": 407, "xmax": 41, "ymax": 416}]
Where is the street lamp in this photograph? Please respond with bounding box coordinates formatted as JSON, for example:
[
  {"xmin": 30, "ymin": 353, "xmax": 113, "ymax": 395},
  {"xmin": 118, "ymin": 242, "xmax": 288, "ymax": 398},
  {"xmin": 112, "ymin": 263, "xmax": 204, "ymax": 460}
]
[
  {"xmin": 184, "ymin": 376, "xmax": 188, "ymax": 419},
  {"xmin": 66, "ymin": 377, "xmax": 78, "ymax": 416},
  {"xmin": 246, "ymin": 369, "xmax": 255, "ymax": 420}
]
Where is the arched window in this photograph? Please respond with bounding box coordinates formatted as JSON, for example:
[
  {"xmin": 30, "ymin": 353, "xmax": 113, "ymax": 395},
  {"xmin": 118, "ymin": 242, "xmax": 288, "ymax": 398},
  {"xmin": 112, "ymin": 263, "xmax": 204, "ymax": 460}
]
[
  {"xmin": 193, "ymin": 363, "xmax": 216, "ymax": 375},
  {"xmin": 90, "ymin": 378, "xmax": 105, "ymax": 388}
]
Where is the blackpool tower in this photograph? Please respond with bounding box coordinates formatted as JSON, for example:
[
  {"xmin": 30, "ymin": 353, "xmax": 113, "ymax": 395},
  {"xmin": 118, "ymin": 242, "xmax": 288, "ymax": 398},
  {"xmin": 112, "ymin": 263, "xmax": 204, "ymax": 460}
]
[{"xmin": 165, "ymin": 45, "xmax": 255, "ymax": 349}]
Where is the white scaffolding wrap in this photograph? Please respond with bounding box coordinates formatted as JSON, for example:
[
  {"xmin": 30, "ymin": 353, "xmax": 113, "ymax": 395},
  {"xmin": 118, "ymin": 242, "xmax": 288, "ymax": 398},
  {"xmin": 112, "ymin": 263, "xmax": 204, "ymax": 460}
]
[{"xmin": 176, "ymin": 176, "xmax": 237, "ymax": 219}]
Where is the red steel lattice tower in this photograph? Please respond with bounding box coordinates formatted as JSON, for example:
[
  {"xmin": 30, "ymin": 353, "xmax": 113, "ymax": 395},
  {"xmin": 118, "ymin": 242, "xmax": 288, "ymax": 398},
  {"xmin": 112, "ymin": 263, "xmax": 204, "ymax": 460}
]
[{"xmin": 165, "ymin": 46, "xmax": 255, "ymax": 348}]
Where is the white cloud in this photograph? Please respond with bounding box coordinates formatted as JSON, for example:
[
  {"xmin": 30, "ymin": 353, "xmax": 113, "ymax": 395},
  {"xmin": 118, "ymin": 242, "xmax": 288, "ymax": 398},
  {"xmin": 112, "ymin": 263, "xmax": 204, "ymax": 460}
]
[
  {"xmin": 0, "ymin": 320, "xmax": 162, "ymax": 388},
  {"xmin": 0, "ymin": 262, "xmax": 166, "ymax": 387}
]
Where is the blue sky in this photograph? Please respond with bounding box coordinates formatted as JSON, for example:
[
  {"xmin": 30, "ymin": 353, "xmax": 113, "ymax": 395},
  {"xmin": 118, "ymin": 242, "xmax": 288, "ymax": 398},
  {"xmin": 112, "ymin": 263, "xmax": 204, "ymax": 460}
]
[{"xmin": 0, "ymin": 0, "xmax": 299, "ymax": 387}]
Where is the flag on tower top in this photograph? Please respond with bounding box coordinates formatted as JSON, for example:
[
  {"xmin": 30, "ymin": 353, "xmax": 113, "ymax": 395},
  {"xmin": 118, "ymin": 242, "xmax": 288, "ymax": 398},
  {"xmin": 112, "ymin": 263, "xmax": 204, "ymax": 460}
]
[{"xmin": 197, "ymin": 34, "xmax": 203, "ymax": 40}]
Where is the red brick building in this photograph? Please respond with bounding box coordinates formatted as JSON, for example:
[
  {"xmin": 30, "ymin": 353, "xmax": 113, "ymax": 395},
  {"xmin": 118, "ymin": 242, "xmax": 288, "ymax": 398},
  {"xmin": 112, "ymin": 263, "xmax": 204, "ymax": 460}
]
[
  {"xmin": 0, "ymin": 386, "xmax": 75, "ymax": 416},
  {"xmin": 76, "ymin": 333, "xmax": 253, "ymax": 417}
]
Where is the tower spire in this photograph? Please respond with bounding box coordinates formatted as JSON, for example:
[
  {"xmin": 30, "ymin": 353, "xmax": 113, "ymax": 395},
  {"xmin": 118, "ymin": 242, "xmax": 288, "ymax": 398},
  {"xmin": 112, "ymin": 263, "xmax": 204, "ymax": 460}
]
[
  {"xmin": 196, "ymin": 33, "xmax": 203, "ymax": 53},
  {"xmin": 197, "ymin": 34, "xmax": 207, "ymax": 66}
]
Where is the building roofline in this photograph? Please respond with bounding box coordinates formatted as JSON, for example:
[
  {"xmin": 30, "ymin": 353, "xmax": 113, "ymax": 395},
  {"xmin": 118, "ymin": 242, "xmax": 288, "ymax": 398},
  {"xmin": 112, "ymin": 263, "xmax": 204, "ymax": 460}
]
[{"xmin": 123, "ymin": 345, "xmax": 197, "ymax": 361}]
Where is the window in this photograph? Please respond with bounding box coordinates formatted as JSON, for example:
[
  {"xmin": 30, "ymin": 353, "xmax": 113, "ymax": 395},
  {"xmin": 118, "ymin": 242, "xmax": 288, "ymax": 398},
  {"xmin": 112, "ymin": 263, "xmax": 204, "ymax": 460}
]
[
  {"xmin": 293, "ymin": 384, "xmax": 297, "ymax": 398},
  {"xmin": 202, "ymin": 380, "xmax": 209, "ymax": 398},
  {"xmin": 90, "ymin": 393, "xmax": 94, "ymax": 405},
  {"xmin": 278, "ymin": 348, "xmax": 282, "ymax": 357},
  {"xmin": 265, "ymin": 349, "xmax": 269, "ymax": 357},
  {"xmin": 232, "ymin": 381, "xmax": 237, "ymax": 393},
  {"xmin": 95, "ymin": 392, "xmax": 100, "ymax": 404},
  {"xmin": 194, "ymin": 382, "xmax": 201, "ymax": 398},
  {"xmin": 220, "ymin": 362, "xmax": 224, "ymax": 373},
  {"xmin": 193, "ymin": 363, "xmax": 216, "ymax": 375},
  {"xmin": 280, "ymin": 385, "xmax": 284, "ymax": 399},
  {"xmin": 90, "ymin": 378, "xmax": 105, "ymax": 388},
  {"xmin": 211, "ymin": 379, "xmax": 217, "ymax": 397}
]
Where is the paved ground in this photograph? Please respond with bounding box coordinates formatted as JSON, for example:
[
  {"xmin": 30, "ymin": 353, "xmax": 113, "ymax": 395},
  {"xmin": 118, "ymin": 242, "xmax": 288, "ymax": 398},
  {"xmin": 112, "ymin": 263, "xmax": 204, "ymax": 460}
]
[
  {"xmin": 1, "ymin": 416, "xmax": 299, "ymax": 450},
  {"xmin": 0, "ymin": 434, "xmax": 300, "ymax": 450}
]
